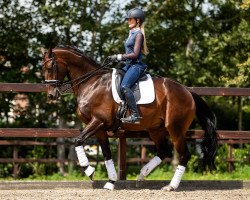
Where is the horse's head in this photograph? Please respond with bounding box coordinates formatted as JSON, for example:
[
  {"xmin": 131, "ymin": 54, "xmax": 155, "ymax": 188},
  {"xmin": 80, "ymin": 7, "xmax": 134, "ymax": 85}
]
[{"xmin": 41, "ymin": 47, "xmax": 68, "ymax": 100}]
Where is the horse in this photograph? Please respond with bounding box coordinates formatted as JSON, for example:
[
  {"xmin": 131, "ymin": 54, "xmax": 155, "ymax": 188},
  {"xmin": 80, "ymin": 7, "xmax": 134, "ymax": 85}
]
[{"xmin": 41, "ymin": 46, "xmax": 218, "ymax": 191}]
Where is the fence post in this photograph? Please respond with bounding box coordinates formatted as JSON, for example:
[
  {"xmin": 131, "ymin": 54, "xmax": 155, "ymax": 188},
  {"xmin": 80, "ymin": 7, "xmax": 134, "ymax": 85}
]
[
  {"xmin": 141, "ymin": 143, "xmax": 146, "ymax": 165},
  {"xmin": 13, "ymin": 145, "xmax": 18, "ymax": 179},
  {"xmin": 57, "ymin": 117, "xmax": 66, "ymax": 175},
  {"xmin": 228, "ymin": 143, "xmax": 234, "ymax": 173},
  {"xmin": 68, "ymin": 140, "xmax": 76, "ymax": 173},
  {"xmin": 118, "ymin": 136, "xmax": 127, "ymax": 180}
]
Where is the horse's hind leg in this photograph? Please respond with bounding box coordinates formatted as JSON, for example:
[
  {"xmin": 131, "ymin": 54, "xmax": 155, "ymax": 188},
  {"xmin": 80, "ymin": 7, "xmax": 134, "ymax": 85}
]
[
  {"xmin": 137, "ymin": 127, "xmax": 172, "ymax": 181},
  {"xmin": 162, "ymin": 116, "xmax": 194, "ymax": 191},
  {"xmin": 96, "ymin": 131, "xmax": 117, "ymax": 190}
]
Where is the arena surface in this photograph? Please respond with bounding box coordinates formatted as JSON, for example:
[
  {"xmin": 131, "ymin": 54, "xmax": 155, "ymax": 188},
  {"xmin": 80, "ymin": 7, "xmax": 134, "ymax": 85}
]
[{"xmin": 0, "ymin": 180, "xmax": 249, "ymax": 200}]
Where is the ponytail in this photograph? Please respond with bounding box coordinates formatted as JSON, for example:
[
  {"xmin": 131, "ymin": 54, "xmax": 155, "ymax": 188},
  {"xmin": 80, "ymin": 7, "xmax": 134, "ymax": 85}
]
[{"xmin": 140, "ymin": 23, "xmax": 149, "ymax": 55}]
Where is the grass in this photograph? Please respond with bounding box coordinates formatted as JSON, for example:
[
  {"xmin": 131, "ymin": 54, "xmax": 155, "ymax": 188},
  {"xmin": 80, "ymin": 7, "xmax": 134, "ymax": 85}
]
[
  {"xmin": 127, "ymin": 165, "xmax": 250, "ymax": 181},
  {"xmin": 1, "ymin": 164, "xmax": 249, "ymax": 181}
]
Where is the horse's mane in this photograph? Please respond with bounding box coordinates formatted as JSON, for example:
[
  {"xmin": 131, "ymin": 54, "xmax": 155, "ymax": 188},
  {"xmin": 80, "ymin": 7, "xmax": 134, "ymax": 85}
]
[{"xmin": 55, "ymin": 45, "xmax": 100, "ymax": 67}]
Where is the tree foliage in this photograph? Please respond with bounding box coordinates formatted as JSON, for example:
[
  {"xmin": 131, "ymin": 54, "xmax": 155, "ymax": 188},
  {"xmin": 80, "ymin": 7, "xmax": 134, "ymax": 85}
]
[
  {"xmin": 0, "ymin": 0, "xmax": 249, "ymax": 130},
  {"xmin": 0, "ymin": 0, "xmax": 249, "ymax": 128}
]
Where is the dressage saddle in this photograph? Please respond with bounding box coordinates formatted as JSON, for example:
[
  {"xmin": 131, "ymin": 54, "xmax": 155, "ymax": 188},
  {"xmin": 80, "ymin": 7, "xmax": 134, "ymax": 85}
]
[{"xmin": 114, "ymin": 68, "xmax": 148, "ymax": 102}]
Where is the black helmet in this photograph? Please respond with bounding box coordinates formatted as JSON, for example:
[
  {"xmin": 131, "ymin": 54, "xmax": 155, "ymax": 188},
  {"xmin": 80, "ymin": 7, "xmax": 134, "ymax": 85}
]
[{"xmin": 126, "ymin": 8, "xmax": 145, "ymax": 23}]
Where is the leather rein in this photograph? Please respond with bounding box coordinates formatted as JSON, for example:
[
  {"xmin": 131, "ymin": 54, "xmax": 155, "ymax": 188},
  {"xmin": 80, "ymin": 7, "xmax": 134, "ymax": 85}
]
[{"xmin": 43, "ymin": 54, "xmax": 113, "ymax": 95}]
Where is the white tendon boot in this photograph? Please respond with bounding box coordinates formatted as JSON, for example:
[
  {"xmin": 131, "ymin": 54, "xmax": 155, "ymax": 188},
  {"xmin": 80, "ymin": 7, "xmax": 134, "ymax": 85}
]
[
  {"xmin": 103, "ymin": 159, "xmax": 117, "ymax": 190},
  {"xmin": 75, "ymin": 146, "xmax": 95, "ymax": 179},
  {"xmin": 137, "ymin": 156, "xmax": 162, "ymax": 181},
  {"xmin": 162, "ymin": 165, "xmax": 186, "ymax": 191}
]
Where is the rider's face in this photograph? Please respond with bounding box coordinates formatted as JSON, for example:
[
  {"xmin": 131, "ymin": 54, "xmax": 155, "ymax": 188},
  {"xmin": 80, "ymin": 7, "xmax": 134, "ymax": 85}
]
[{"xmin": 128, "ymin": 18, "xmax": 138, "ymax": 29}]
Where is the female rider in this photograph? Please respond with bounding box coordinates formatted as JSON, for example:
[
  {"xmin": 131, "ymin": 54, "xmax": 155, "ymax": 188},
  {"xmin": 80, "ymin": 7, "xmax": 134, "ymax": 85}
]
[{"xmin": 110, "ymin": 8, "xmax": 149, "ymax": 124}]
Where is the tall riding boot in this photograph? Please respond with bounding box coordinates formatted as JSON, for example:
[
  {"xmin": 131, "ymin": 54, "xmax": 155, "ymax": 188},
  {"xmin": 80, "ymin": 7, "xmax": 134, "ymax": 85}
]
[{"xmin": 121, "ymin": 87, "xmax": 142, "ymax": 123}]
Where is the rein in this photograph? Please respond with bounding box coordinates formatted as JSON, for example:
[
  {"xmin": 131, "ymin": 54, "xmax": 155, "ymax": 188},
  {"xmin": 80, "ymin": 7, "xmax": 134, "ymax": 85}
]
[{"xmin": 43, "ymin": 55, "xmax": 114, "ymax": 95}]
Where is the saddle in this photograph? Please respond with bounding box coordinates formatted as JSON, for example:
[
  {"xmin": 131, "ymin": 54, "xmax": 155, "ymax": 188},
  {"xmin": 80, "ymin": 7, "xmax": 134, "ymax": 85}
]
[{"xmin": 114, "ymin": 68, "xmax": 148, "ymax": 102}]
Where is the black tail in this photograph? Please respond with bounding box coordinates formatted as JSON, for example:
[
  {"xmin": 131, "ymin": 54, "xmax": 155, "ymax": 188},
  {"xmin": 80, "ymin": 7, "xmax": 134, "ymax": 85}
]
[{"xmin": 191, "ymin": 92, "xmax": 218, "ymax": 171}]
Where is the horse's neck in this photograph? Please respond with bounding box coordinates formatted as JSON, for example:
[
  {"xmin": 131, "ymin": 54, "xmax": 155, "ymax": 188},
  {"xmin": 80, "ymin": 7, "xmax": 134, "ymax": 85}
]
[
  {"xmin": 55, "ymin": 50, "xmax": 96, "ymax": 80},
  {"xmin": 68, "ymin": 56, "xmax": 96, "ymax": 80},
  {"xmin": 68, "ymin": 62, "xmax": 95, "ymax": 81},
  {"xmin": 54, "ymin": 49, "xmax": 100, "ymax": 96},
  {"xmin": 66, "ymin": 57, "xmax": 100, "ymax": 95}
]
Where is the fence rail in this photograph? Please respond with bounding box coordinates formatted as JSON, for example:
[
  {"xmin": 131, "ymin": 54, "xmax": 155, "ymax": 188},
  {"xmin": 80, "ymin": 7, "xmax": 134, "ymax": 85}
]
[
  {"xmin": 0, "ymin": 83, "xmax": 250, "ymax": 179},
  {"xmin": 1, "ymin": 128, "xmax": 250, "ymax": 139},
  {"xmin": 1, "ymin": 129, "xmax": 250, "ymax": 179},
  {"xmin": 1, "ymin": 83, "xmax": 250, "ymax": 96}
]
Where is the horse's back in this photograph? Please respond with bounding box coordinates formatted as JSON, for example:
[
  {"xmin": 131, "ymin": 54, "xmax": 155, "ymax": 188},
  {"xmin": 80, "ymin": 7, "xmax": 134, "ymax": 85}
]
[
  {"xmin": 153, "ymin": 77, "xmax": 194, "ymax": 105},
  {"xmin": 153, "ymin": 77, "xmax": 195, "ymax": 114},
  {"xmin": 152, "ymin": 77, "xmax": 195, "ymax": 134}
]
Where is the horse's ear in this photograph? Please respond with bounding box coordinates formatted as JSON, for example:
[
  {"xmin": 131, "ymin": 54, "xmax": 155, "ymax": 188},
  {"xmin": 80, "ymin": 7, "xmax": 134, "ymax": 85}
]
[
  {"xmin": 48, "ymin": 48, "xmax": 53, "ymax": 58},
  {"xmin": 40, "ymin": 47, "xmax": 46, "ymax": 55}
]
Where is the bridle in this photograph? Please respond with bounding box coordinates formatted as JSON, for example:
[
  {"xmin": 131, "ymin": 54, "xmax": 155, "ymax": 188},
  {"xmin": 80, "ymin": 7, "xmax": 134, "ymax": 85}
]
[
  {"xmin": 43, "ymin": 52, "xmax": 114, "ymax": 95},
  {"xmin": 43, "ymin": 55, "xmax": 61, "ymax": 85}
]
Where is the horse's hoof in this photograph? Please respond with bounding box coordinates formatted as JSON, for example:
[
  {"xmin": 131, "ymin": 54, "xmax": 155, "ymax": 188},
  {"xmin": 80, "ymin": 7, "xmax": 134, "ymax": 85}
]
[
  {"xmin": 84, "ymin": 165, "xmax": 95, "ymax": 180},
  {"xmin": 89, "ymin": 172, "xmax": 95, "ymax": 181},
  {"xmin": 136, "ymin": 174, "xmax": 145, "ymax": 181},
  {"xmin": 136, "ymin": 174, "xmax": 144, "ymax": 187},
  {"xmin": 103, "ymin": 181, "xmax": 115, "ymax": 190},
  {"xmin": 161, "ymin": 185, "xmax": 175, "ymax": 192}
]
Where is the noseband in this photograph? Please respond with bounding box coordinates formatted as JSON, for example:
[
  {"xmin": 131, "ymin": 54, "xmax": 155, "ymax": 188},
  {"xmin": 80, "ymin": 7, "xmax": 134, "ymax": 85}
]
[
  {"xmin": 43, "ymin": 56, "xmax": 60, "ymax": 83},
  {"xmin": 43, "ymin": 54, "xmax": 63, "ymax": 95}
]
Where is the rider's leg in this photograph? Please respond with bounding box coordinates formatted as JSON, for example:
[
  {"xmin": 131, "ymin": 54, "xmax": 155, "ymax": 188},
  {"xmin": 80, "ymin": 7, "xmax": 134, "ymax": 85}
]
[
  {"xmin": 121, "ymin": 86, "xmax": 141, "ymax": 123},
  {"xmin": 120, "ymin": 65, "xmax": 143, "ymax": 123}
]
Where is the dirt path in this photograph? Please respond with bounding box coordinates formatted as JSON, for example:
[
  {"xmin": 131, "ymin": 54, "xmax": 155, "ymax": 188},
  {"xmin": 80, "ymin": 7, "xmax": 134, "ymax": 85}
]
[
  {"xmin": 0, "ymin": 181, "xmax": 249, "ymax": 200},
  {"xmin": 0, "ymin": 188, "xmax": 249, "ymax": 200}
]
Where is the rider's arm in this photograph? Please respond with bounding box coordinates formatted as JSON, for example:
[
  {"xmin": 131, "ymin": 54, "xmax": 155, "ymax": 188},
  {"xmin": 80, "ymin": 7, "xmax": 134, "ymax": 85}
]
[{"xmin": 118, "ymin": 32, "xmax": 144, "ymax": 60}]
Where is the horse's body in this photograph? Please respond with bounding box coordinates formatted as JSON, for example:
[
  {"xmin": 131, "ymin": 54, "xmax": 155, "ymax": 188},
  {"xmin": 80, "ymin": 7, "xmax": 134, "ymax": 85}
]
[{"xmin": 42, "ymin": 46, "xmax": 218, "ymax": 191}]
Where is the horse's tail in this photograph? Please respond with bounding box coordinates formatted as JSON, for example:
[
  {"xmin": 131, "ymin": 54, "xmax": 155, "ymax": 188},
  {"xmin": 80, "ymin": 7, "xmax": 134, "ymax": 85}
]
[{"xmin": 191, "ymin": 92, "xmax": 218, "ymax": 171}]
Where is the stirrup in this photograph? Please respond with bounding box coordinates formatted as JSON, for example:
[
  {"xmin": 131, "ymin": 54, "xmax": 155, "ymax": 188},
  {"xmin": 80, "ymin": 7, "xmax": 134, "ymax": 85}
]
[{"xmin": 121, "ymin": 114, "xmax": 142, "ymax": 124}]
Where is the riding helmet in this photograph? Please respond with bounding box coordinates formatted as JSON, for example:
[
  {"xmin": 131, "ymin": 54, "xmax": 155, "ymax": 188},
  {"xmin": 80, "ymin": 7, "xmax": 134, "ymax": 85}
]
[{"xmin": 126, "ymin": 8, "xmax": 145, "ymax": 23}]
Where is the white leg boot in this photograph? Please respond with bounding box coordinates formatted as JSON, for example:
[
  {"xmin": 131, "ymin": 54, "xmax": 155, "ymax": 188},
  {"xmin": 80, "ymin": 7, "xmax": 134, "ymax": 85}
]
[
  {"xmin": 162, "ymin": 165, "xmax": 186, "ymax": 191},
  {"xmin": 75, "ymin": 146, "xmax": 95, "ymax": 179},
  {"xmin": 137, "ymin": 156, "xmax": 162, "ymax": 181},
  {"xmin": 103, "ymin": 159, "xmax": 117, "ymax": 190}
]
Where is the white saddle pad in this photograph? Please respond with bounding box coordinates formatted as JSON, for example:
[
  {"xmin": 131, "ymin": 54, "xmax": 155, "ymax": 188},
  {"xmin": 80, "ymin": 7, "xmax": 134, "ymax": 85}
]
[{"xmin": 111, "ymin": 68, "xmax": 155, "ymax": 104}]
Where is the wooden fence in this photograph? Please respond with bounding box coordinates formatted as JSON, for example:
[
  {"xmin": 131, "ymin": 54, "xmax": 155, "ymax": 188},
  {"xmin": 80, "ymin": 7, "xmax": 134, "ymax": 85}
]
[{"xmin": 0, "ymin": 83, "xmax": 250, "ymax": 179}]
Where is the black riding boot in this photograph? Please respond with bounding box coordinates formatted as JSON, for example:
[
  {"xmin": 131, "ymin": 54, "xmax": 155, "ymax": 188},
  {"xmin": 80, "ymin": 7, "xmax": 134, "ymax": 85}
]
[{"xmin": 121, "ymin": 87, "xmax": 142, "ymax": 123}]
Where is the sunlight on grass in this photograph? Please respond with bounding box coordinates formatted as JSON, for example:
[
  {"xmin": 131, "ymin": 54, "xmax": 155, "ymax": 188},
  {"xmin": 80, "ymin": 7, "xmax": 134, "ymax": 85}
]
[{"xmin": 1, "ymin": 164, "xmax": 248, "ymax": 181}]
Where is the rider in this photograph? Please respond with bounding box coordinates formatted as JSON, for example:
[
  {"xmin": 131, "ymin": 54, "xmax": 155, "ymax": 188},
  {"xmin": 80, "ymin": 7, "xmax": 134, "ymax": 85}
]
[{"xmin": 109, "ymin": 8, "xmax": 149, "ymax": 123}]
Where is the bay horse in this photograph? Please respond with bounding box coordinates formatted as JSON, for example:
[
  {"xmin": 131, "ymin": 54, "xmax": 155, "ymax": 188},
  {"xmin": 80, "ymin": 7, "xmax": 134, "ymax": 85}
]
[{"xmin": 41, "ymin": 46, "xmax": 218, "ymax": 191}]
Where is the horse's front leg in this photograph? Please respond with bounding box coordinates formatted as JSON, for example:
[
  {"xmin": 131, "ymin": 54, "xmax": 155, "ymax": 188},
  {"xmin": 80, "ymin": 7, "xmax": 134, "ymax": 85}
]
[
  {"xmin": 74, "ymin": 117, "xmax": 104, "ymax": 180},
  {"xmin": 96, "ymin": 131, "xmax": 117, "ymax": 190}
]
